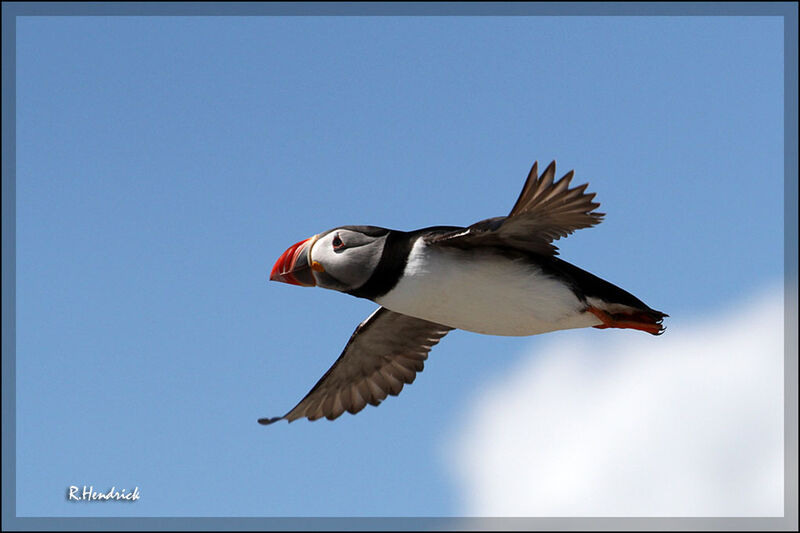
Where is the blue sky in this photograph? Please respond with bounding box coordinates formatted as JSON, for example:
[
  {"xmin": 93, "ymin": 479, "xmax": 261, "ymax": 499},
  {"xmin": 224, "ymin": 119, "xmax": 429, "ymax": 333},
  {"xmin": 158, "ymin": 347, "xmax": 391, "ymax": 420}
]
[{"xmin": 15, "ymin": 15, "xmax": 784, "ymax": 517}]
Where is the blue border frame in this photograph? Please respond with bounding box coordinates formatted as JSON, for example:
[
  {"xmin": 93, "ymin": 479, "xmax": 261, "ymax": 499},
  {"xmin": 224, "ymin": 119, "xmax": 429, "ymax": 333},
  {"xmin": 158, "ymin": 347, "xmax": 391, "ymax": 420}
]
[{"xmin": 3, "ymin": 2, "xmax": 797, "ymax": 531}]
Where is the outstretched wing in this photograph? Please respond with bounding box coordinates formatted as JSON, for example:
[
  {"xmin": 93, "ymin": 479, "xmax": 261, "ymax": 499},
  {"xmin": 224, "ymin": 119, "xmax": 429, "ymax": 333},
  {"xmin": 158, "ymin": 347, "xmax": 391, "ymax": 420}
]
[
  {"xmin": 259, "ymin": 307, "xmax": 453, "ymax": 424},
  {"xmin": 428, "ymin": 161, "xmax": 605, "ymax": 255}
]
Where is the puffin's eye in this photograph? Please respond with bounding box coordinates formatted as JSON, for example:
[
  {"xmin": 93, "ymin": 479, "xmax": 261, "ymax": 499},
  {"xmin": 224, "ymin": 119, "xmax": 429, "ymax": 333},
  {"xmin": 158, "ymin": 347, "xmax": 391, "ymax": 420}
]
[{"xmin": 332, "ymin": 234, "xmax": 344, "ymax": 250}]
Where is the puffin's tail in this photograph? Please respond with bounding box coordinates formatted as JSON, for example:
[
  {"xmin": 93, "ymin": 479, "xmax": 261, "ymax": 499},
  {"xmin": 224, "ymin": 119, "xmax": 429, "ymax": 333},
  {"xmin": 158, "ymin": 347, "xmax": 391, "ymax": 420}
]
[
  {"xmin": 538, "ymin": 256, "xmax": 668, "ymax": 335},
  {"xmin": 587, "ymin": 306, "xmax": 668, "ymax": 336}
]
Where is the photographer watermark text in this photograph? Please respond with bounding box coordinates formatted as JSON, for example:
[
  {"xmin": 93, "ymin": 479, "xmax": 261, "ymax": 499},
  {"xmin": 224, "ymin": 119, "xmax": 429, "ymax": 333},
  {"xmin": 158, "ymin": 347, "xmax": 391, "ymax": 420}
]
[{"xmin": 67, "ymin": 485, "xmax": 140, "ymax": 502}]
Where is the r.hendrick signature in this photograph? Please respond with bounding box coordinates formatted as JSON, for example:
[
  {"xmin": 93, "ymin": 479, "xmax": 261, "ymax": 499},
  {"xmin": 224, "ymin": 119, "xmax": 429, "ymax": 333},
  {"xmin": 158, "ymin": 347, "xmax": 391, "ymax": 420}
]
[{"xmin": 67, "ymin": 485, "xmax": 140, "ymax": 502}]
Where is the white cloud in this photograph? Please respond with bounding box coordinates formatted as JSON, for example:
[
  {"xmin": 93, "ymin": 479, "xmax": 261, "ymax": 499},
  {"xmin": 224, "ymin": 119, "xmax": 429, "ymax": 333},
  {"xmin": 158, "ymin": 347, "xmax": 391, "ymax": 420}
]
[{"xmin": 445, "ymin": 286, "xmax": 785, "ymax": 517}]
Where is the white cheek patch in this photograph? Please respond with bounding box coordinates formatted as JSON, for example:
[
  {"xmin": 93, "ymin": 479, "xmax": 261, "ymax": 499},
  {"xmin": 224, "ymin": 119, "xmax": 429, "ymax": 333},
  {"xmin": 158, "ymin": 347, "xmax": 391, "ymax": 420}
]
[
  {"xmin": 346, "ymin": 237, "xmax": 386, "ymax": 278},
  {"xmin": 314, "ymin": 234, "xmax": 387, "ymax": 290}
]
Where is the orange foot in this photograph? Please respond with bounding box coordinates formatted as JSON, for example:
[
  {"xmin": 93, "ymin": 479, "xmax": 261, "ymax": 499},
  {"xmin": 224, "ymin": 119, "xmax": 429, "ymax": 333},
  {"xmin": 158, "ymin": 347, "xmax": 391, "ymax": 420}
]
[{"xmin": 587, "ymin": 306, "xmax": 666, "ymax": 336}]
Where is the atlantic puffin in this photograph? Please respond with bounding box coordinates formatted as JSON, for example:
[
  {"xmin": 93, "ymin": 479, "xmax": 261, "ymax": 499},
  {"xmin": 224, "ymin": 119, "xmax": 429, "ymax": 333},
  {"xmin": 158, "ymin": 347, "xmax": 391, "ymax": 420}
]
[{"xmin": 260, "ymin": 161, "xmax": 666, "ymax": 424}]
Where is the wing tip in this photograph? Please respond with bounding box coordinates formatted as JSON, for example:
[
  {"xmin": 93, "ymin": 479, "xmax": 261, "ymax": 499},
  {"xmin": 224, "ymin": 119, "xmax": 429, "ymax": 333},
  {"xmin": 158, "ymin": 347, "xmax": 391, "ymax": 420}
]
[
  {"xmin": 542, "ymin": 160, "xmax": 556, "ymax": 178},
  {"xmin": 257, "ymin": 415, "xmax": 286, "ymax": 425}
]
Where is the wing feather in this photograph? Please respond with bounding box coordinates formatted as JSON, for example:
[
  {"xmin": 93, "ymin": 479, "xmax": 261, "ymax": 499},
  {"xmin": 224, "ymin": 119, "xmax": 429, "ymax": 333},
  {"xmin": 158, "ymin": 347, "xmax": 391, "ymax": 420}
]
[
  {"xmin": 349, "ymin": 385, "xmax": 367, "ymax": 414},
  {"xmin": 259, "ymin": 307, "xmax": 453, "ymax": 424},
  {"xmin": 429, "ymin": 161, "xmax": 605, "ymax": 255}
]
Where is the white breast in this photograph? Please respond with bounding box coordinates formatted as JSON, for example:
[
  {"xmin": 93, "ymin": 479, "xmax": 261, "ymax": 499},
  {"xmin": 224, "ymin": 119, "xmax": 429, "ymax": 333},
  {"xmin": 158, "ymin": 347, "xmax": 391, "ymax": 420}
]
[{"xmin": 375, "ymin": 238, "xmax": 601, "ymax": 336}]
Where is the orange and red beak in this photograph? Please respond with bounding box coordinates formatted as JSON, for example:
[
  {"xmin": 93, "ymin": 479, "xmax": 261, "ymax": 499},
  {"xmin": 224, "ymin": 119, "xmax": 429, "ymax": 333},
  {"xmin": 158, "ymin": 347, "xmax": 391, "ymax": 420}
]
[{"xmin": 270, "ymin": 236, "xmax": 317, "ymax": 287}]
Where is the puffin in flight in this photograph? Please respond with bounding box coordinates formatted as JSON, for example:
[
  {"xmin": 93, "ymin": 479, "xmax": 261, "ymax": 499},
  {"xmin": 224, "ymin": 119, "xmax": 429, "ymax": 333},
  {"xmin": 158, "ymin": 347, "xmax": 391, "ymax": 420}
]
[{"xmin": 260, "ymin": 161, "xmax": 666, "ymax": 425}]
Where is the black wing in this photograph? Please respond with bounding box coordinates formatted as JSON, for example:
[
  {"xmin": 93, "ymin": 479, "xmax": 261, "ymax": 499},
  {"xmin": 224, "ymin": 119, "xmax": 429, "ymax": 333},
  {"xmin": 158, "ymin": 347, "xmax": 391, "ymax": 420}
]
[
  {"xmin": 428, "ymin": 161, "xmax": 605, "ymax": 256},
  {"xmin": 259, "ymin": 307, "xmax": 453, "ymax": 424}
]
